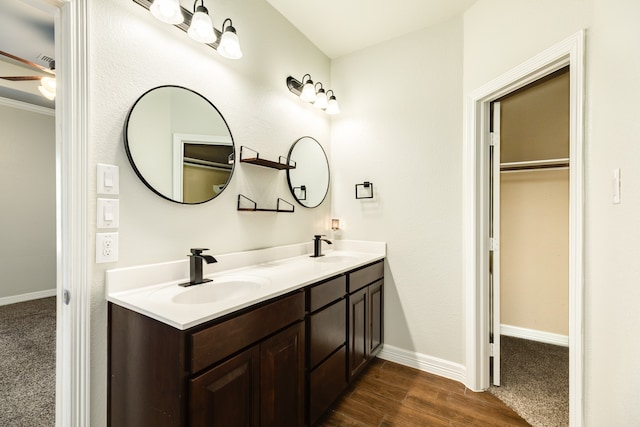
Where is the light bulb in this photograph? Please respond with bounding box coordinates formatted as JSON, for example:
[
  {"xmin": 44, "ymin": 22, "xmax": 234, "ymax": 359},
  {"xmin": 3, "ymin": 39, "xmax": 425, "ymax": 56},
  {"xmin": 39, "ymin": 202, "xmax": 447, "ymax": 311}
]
[
  {"xmin": 188, "ymin": 6, "xmax": 217, "ymax": 44},
  {"xmin": 218, "ymin": 25, "xmax": 242, "ymax": 59},
  {"xmin": 150, "ymin": 0, "xmax": 184, "ymax": 25}
]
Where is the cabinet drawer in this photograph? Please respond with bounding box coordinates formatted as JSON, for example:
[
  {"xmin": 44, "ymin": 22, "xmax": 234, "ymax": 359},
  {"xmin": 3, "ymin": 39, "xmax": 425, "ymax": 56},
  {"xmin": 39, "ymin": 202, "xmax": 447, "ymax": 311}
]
[
  {"xmin": 190, "ymin": 292, "xmax": 304, "ymax": 373},
  {"xmin": 349, "ymin": 260, "xmax": 384, "ymax": 293},
  {"xmin": 309, "ymin": 275, "xmax": 346, "ymax": 312},
  {"xmin": 309, "ymin": 345, "xmax": 348, "ymax": 425},
  {"xmin": 309, "ymin": 299, "xmax": 346, "ymax": 369}
]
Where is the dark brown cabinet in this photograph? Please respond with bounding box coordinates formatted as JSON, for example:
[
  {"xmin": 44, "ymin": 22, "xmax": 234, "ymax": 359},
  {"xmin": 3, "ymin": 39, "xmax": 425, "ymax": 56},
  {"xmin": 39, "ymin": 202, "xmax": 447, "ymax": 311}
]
[
  {"xmin": 109, "ymin": 259, "xmax": 384, "ymax": 427},
  {"xmin": 348, "ymin": 261, "xmax": 384, "ymax": 381},
  {"xmin": 190, "ymin": 345, "xmax": 260, "ymax": 427},
  {"xmin": 307, "ymin": 275, "xmax": 348, "ymax": 425},
  {"xmin": 109, "ymin": 291, "xmax": 304, "ymax": 427}
]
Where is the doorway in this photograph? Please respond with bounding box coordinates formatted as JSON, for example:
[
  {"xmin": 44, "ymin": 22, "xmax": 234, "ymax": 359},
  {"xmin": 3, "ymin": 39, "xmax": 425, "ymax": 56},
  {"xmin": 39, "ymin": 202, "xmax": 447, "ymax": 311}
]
[
  {"xmin": 488, "ymin": 69, "xmax": 570, "ymax": 425},
  {"xmin": 463, "ymin": 31, "xmax": 585, "ymax": 426}
]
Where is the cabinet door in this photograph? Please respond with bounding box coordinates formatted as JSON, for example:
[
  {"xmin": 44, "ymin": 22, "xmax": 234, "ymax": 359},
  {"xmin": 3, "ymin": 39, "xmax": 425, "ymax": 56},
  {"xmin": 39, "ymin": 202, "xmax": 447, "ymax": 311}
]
[
  {"xmin": 260, "ymin": 322, "xmax": 305, "ymax": 427},
  {"xmin": 189, "ymin": 346, "xmax": 259, "ymax": 427},
  {"xmin": 369, "ymin": 280, "xmax": 384, "ymax": 357},
  {"xmin": 348, "ymin": 287, "xmax": 368, "ymax": 379}
]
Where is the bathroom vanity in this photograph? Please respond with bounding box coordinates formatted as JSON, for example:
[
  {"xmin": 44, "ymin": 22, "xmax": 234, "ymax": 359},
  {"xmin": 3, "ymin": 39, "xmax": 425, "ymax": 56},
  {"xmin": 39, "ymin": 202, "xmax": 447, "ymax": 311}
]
[{"xmin": 107, "ymin": 241, "xmax": 385, "ymax": 427}]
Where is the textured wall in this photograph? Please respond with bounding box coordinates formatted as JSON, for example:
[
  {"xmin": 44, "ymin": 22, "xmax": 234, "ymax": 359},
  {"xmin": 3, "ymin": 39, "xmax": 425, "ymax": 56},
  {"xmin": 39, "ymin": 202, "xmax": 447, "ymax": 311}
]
[
  {"xmin": 331, "ymin": 17, "xmax": 465, "ymax": 365},
  {"xmin": 87, "ymin": 0, "xmax": 331, "ymax": 423}
]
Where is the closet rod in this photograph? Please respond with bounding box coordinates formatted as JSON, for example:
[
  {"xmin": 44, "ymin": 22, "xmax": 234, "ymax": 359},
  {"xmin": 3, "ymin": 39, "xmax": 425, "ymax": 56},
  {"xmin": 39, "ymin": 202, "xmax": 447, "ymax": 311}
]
[{"xmin": 500, "ymin": 158, "xmax": 569, "ymax": 172}]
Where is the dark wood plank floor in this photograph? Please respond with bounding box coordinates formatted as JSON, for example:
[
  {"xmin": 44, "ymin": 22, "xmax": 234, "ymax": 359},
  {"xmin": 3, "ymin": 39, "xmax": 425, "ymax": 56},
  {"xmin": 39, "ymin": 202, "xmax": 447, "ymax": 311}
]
[{"xmin": 316, "ymin": 358, "xmax": 530, "ymax": 427}]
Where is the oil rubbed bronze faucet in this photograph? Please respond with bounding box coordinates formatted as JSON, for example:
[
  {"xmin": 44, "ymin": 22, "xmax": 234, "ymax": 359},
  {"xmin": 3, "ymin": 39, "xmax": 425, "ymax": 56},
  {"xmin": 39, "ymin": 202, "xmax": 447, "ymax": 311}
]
[
  {"xmin": 181, "ymin": 248, "xmax": 218, "ymax": 287},
  {"xmin": 311, "ymin": 235, "xmax": 332, "ymax": 258}
]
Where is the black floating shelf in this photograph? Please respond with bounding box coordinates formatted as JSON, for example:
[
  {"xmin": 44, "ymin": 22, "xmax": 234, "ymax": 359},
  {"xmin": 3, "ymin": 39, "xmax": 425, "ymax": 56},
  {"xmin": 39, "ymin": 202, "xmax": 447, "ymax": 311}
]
[
  {"xmin": 237, "ymin": 194, "xmax": 295, "ymax": 213},
  {"xmin": 239, "ymin": 146, "xmax": 295, "ymax": 170}
]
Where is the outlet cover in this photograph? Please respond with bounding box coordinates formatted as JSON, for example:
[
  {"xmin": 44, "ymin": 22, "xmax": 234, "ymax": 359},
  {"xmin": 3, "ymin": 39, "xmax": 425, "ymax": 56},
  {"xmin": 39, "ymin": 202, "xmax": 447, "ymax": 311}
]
[{"xmin": 96, "ymin": 232, "xmax": 119, "ymax": 263}]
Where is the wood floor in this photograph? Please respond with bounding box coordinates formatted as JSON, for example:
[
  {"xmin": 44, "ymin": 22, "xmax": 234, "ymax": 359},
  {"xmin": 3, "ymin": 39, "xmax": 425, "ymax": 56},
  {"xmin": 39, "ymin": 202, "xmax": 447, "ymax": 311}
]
[{"xmin": 316, "ymin": 358, "xmax": 530, "ymax": 427}]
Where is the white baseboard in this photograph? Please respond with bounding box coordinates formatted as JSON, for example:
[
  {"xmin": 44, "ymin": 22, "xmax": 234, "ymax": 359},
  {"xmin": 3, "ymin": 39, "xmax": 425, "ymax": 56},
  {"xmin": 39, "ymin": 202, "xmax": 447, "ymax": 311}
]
[
  {"xmin": 377, "ymin": 344, "xmax": 467, "ymax": 385},
  {"xmin": 0, "ymin": 289, "xmax": 56, "ymax": 307},
  {"xmin": 501, "ymin": 324, "xmax": 569, "ymax": 347}
]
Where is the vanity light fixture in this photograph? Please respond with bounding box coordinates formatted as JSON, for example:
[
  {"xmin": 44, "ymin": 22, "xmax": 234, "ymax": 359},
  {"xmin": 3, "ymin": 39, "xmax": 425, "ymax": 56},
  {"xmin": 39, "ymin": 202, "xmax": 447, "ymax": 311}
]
[
  {"xmin": 150, "ymin": 0, "xmax": 184, "ymax": 24},
  {"xmin": 135, "ymin": 0, "xmax": 242, "ymax": 59},
  {"xmin": 286, "ymin": 75, "xmax": 340, "ymax": 114},
  {"xmin": 331, "ymin": 219, "xmax": 340, "ymax": 231},
  {"xmin": 187, "ymin": 0, "xmax": 217, "ymax": 44}
]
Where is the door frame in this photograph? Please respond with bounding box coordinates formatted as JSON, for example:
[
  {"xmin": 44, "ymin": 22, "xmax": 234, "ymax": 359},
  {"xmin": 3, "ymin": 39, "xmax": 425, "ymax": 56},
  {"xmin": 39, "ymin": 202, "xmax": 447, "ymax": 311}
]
[
  {"xmin": 49, "ymin": 0, "xmax": 91, "ymax": 425},
  {"xmin": 463, "ymin": 30, "xmax": 585, "ymax": 426}
]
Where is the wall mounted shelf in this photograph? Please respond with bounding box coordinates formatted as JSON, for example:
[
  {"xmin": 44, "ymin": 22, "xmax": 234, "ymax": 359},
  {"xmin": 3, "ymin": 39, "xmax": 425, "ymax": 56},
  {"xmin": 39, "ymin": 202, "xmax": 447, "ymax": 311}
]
[
  {"xmin": 239, "ymin": 146, "xmax": 295, "ymax": 170},
  {"xmin": 237, "ymin": 194, "xmax": 295, "ymax": 213}
]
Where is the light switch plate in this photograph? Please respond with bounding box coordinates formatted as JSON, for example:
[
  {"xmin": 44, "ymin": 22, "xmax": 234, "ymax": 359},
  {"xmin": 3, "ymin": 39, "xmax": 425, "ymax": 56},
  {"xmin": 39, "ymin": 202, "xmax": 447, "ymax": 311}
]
[
  {"xmin": 97, "ymin": 163, "xmax": 120, "ymax": 195},
  {"xmin": 97, "ymin": 198, "xmax": 120, "ymax": 228},
  {"xmin": 96, "ymin": 232, "xmax": 119, "ymax": 263},
  {"xmin": 613, "ymin": 168, "xmax": 621, "ymax": 204}
]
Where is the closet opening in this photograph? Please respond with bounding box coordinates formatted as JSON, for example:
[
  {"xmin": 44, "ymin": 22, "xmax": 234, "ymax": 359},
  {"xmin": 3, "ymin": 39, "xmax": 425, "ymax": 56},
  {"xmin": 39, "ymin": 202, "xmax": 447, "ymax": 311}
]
[{"xmin": 488, "ymin": 67, "xmax": 570, "ymax": 426}]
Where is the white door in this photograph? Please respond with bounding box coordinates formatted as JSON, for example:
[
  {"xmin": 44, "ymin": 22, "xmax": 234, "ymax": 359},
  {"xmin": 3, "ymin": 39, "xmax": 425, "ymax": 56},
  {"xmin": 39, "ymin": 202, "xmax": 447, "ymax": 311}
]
[{"xmin": 490, "ymin": 102, "xmax": 501, "ymax": 386}]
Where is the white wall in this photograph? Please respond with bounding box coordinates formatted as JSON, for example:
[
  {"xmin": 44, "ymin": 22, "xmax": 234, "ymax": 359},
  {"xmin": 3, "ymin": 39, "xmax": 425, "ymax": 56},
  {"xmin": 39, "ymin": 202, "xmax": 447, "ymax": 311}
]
[
  {"xmin": 331, "ymin": 17, "xmax": 465, "ymax": 365},
  {"xmin": 0, "ymin": 100, "xmax": 55, "ymax": 301},
  {"xmin": 464, "ymin": 0, "xmax": 640, "ymax": 423},
  {"xmin": 87, "ymin": 0, "xmax": 332, "ymax": 423}
]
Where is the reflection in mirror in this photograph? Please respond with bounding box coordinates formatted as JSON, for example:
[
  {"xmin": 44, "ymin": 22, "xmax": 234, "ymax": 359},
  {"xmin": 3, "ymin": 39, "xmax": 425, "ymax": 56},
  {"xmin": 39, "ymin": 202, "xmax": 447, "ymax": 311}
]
[
  {"xmin": 124, "ymin": 85, "xmax": 235, "ymax": 204},
  {"xmin": 287, "ymin": 136, "xmax": 330, "ymax": 208}
]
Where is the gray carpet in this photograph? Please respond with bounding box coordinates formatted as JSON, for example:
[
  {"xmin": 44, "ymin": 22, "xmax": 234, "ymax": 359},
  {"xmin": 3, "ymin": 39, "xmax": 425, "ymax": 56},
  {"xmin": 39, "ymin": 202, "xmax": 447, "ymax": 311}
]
[
  {"xmin": 0, "ymin": 297, "xmax": 56, "ymax": 427},
  {"xmin": 489, "ymin": 335, "xmax": 569, "ymax": 427}
]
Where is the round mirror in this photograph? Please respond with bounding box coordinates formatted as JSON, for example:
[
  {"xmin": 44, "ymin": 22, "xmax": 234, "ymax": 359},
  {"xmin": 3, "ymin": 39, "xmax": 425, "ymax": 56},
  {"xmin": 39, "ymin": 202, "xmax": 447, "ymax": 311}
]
[
  {"xmin": 287, "ymin": 136, "xmax": 330, "ymax": 208},
  {"xmin": 124, "ymin": 86, "xmax": 235, "ymax": 204}
]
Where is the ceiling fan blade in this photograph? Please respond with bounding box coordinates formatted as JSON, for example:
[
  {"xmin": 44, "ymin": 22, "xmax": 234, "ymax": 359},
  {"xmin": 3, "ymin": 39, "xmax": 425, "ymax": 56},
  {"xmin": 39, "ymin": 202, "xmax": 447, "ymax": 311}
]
[
  {"xmin": 0, "ymin": 76, "xmax": 43, "ymax": 81},
  {"xmin": 0, "ymin": 50, "xmax": 55, "ymax": 75}
]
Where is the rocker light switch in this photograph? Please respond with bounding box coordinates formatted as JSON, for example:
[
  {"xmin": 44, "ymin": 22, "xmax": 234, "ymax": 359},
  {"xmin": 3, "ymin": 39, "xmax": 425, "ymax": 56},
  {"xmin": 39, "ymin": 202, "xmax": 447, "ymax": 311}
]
[
  {"xmin": 97, "ymin": 198, "xmax": 119, "ymax": 228},
  {"xmin": 97, "ymin": 163, "xmax": 119, "ymax": 195},
  {"xmin": 613, "ymin": 168, "xmax": 621, "ymax": 204}
]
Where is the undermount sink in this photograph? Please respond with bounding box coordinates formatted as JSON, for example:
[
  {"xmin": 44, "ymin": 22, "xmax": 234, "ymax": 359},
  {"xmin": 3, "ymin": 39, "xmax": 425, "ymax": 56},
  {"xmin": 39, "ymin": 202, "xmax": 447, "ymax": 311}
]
[
  {"xmin": 169, "ymin": 275, "xmax": 269, "ymax": 305},
  {"xmin": 314, "ymin": 255, "xmax": 359, "ymax": 264}
]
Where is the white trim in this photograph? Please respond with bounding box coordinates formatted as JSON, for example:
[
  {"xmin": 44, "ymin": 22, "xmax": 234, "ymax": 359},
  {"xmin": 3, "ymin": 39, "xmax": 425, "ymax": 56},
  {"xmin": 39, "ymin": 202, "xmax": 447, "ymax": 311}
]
[
  {"xmin": 0, "ymin": 289, "xmax": 57, "ymax": 306},
  {"xmin": 377, "ymin": 344, "xmax": 467, "ymax": 385},
  {"xmin": 501, "ymin": 324, "xmax": 569, "ymax": 347},
  {"xmin": 0, "ymin": 96, "xmax": 55, "ymax": 116},
  {"xmin": 463, "ymin": 30, "xmax": 584, "ymax": 425},
  {"xmin": 55, "ymin": 0, "xmax": 91, "ymax": 426}
]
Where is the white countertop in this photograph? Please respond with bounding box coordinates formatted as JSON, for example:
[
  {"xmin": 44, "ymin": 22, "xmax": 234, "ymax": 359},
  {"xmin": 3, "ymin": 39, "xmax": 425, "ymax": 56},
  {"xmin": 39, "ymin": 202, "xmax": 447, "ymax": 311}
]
[{"xmin": 106, "ymin": 240, "xmax": 385, "ymax": 330}]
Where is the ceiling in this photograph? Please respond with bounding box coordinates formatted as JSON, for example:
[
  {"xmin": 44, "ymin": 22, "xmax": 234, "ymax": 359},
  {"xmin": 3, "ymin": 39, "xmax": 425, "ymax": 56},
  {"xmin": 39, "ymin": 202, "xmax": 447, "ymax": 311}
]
[
  {"xmin": 0, "ymin": 0, "xmax": 476, "ymax": 108},
  {"xmin": 0, "ymin": 0, "xmax": 55, "ymax": 109},
  {"xmin": 265, "ymin": 0, "xmax": 477, "ymax": 59}
]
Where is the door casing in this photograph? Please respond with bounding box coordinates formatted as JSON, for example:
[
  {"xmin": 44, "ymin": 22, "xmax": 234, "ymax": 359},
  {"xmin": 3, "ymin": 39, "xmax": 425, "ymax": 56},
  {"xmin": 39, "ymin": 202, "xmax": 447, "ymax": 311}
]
[{"xmin": 463, "ymin": 30, "xmax": 585, "ymax": 426}]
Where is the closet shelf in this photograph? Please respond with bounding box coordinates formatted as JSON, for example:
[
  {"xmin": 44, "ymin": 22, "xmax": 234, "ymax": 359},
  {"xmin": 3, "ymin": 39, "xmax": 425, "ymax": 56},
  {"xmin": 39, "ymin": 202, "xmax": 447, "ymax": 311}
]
[
  {"xmin": 239, "ymin": 146, "xmax": 296, "ymax": 170},
  {"xmin": 237, "ymin": 194, "xmax": 295, "ymax": 213},
  {"xmin": 500, "ymin": 158, "xmax": 569, "ymax": 172}
]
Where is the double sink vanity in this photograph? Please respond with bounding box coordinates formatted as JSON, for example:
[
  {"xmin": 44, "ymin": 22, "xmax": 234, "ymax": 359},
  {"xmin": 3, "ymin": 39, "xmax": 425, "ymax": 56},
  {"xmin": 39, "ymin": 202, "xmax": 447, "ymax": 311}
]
[{"xmin": 107, "ymin": 240, "xmax": 385, "ymax": 426}]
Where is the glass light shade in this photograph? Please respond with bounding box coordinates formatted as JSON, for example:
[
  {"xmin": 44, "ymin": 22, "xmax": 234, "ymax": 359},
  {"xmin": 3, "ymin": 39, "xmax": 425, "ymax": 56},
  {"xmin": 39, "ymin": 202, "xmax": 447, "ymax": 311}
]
[
  {"xmin": 300, "ymin": 80, "xmax": 317, "ymax": 102},
  {"xmin": 326, "ymin": 96, "xmax": 340, "ymax": 115},
  {"xmin": 188, "ymin": 7, "xmax": 217, "ymax": 44},
  {"xmin": 218, "ymin": 27, "xmax": 243, "ymax": 59},
  {"xmin": 314, "ymin": 89, "xmax": 328, "ymax": 109},
  {"xmin": 331, "ymin": 219, "xmax": 340, "ymax": 230},
  {"xmin": 150, "ymin": 0, "xmax": 184, "ymax": 25}
]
